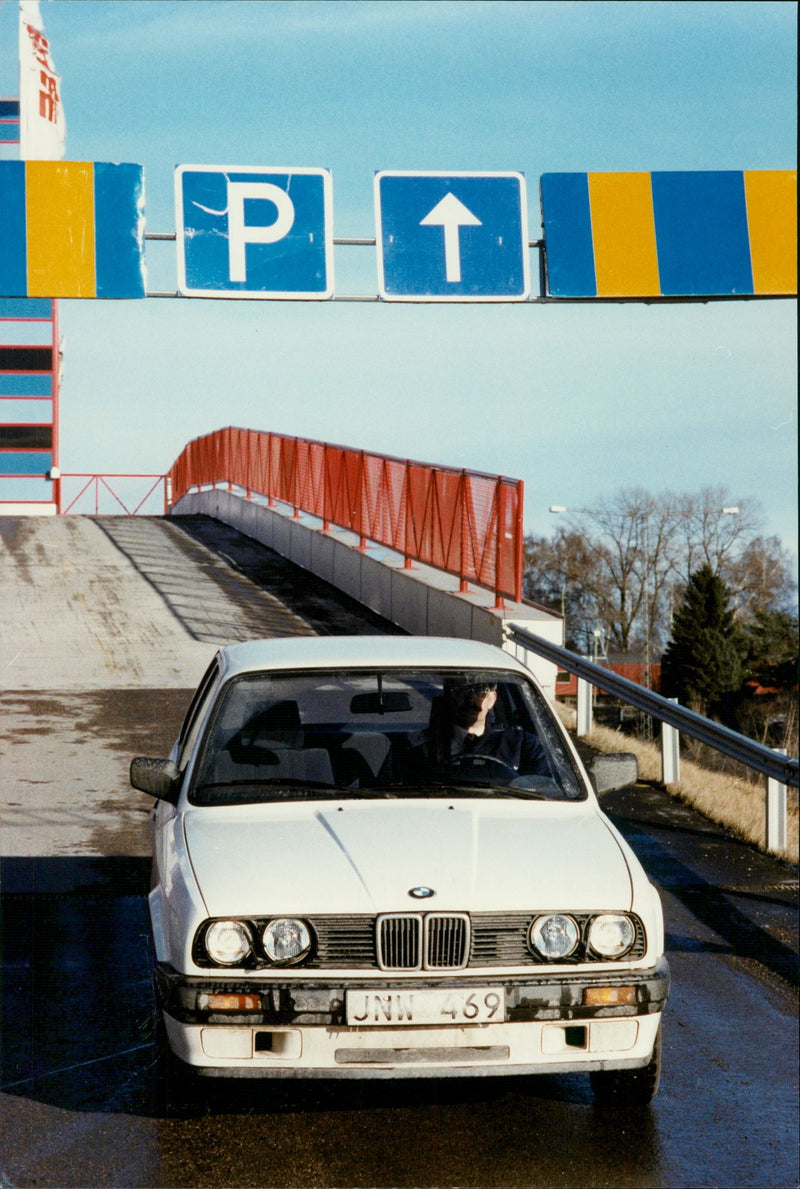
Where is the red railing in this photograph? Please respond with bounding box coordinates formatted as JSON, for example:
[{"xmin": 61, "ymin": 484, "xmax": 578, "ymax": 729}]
[
  {"xmin": 1, "ymin": 472, "xmax": 168, "ymax": 514},
  {"xmin": 60, "ymin": 473, "xmax": 168, "ymax": 516},
  {"xmin": 168, "ymin": 427, "xmax": 524, "ymax": 605}
]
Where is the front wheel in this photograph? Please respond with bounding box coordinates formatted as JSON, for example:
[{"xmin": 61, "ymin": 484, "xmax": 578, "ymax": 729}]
[{"xmin": 590, "ymin": 1023, "xmax": 662, "ymax": 1107}]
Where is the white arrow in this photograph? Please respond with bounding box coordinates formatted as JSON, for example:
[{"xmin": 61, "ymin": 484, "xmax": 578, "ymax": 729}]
[{"xmin": 420, "ymin": 192, "xmax": 482, "ymax": 284}]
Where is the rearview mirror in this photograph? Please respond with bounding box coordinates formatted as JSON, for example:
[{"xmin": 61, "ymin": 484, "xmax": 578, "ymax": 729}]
[
  {"xmin": 130, "ymin": 756, "xmax": 180, "ymax": 803},
  {"xmin": 590, "ymin": 753, "xmax": 638, "ymax": 795},
  {"xmin": 350, "ymin": 691, "xmax": 412, "ymax": 715}
]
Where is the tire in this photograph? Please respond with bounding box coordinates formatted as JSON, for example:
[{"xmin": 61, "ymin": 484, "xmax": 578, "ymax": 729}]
[{"xmin": 589, "ymin": 1023, "xmax": 662, "ymax": 1107}]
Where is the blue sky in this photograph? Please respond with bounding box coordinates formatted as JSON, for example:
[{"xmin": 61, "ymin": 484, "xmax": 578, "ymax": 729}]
[{"xmin": 0, "ymin": 0, "xmax": 796, "ymax": 550}]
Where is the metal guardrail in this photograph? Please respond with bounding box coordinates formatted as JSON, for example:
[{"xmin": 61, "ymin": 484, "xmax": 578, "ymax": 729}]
[{"xmin": 507, "ymin": 624, "xmax": 799, "ymax": 790}]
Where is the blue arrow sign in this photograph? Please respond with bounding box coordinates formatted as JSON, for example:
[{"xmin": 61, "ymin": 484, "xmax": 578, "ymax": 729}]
[
  {"xmin": 374, "ymin": 171, "xmax": 530, "ymax": 301},
  {"xmin": 175, "ymin": 165, "xmax": 334, "ymax": 299}
]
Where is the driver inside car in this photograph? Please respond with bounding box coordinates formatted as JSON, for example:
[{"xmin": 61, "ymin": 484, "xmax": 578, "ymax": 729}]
[{"xmin": 408, "ymin": 679, "xmax": 553, "ymax": 780}]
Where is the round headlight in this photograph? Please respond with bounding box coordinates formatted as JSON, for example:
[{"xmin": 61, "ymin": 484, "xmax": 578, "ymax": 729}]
[
  {"xmin": 588, "ymin": 914, "xmax": 636, "ymax": 957},
  {"xmin": 262, "ymin": 918, "xmax": 312, "ymax": 966},
  {"xmin": 205, "ymin": 919, "xmax": 253, "ymax": 966},
  {"xmin": 530, "ymin": 914, "xmax": 579, "ymax": 960}
]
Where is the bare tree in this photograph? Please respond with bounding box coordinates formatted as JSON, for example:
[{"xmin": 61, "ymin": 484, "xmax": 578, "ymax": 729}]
[
  {"xmin": 526, "ymin": 486, "xmax": 796, "ymax": 664},
  {"xmin": 555, "ymin": 489, "xmax": 684, "ymax": 656},
  {"xmin": 725, "ymin": 534, "xmax": 797, "ymax": 617},
  {"xmin": 523, "ymin": 529, "xmax": 601, "ymax": 654},
  {"xmin": 673, "ymin": 487, "xmax": 760, "ymax": 577}
]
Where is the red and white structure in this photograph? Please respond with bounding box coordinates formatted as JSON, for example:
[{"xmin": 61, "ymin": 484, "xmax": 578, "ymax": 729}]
[{"xmin": 0, "ymin": 2, "xmax": 64, "ymax": 515}]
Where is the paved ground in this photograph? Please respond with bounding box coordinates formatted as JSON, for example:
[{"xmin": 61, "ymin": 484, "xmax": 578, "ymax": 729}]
[
  {"xmin": 0, "ymin": 515, "xmax": 397, "ymax": 693},
  {"xmin": 0, "ymin": 514, "xmax": 797, "ymax": 1189},
  {"xmin": 1, "ymin": 516, "xmax": 212, "ymax": 691},
  {"xmin": 0, "ymin": 514, "xmax": 399, "ymax": 857}
]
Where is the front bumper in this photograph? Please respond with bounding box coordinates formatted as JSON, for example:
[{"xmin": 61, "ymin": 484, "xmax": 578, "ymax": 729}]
[{"xmin": 155, "ymin": 958, "xmax": 669, "ymax": 1078}]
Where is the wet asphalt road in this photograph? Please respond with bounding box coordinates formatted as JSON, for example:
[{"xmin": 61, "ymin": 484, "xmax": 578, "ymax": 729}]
[{"xmin": 0, "ymin": 516, "xmax": 798, "ymax": 1188}]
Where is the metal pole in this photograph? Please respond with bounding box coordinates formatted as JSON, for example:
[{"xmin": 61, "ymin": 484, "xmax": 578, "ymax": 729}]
[
  {"xmin": 766, "ymin": 749, "xmax": 788, "ymax": 852},
  {"xmin": 52, "ymin": 299, "xmax": 61, "ymax": 513},
  {"xmin": 577, "ymin": 677, "xmax": 593, "ymax": 737},
  {"xmin": 403, "ymin": 458, "xmax": 413, "ymax": 569},
  {"xmin": 358, "ymin": 450, "xmax": 367, "ymax": 549},
  {"xmin": 661, "ymin": 698, "xmax": 681, "ymax": 784},
  {"xmin": 459, "ymin": 472, "xmax": 470, "ymax": 593},
  {"xmin": 514, "ymin": 478, "xmax": 524, "ymax": 604}
]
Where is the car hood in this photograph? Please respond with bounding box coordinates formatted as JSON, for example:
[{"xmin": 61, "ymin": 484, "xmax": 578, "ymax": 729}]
[{"xmin": 183, "ymin": 798, "xmax": 634, "ymax": 916}]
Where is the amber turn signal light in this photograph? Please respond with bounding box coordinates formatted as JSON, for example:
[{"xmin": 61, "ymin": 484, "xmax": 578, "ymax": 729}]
[
  {"xmin": 583, "ymin": 985, "xmax": 636, "ymax": 1006},
  {"xmin": 198, "ymin": 992, "xmax": 261, "ymax": 1011}
]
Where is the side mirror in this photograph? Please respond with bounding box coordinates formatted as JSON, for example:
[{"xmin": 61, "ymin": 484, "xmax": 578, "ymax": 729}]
[
  {"xmin": 130, "ymin": 756, "xmax": 181, "ymax": 803},
  {"xmin": 590, "ymin": 753, "xmax": 638, "ymax": 795}
]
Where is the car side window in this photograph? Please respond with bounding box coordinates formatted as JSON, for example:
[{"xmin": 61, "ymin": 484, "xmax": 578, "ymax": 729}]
[{"xmin": 177, "ymin": 659, "xmax": 221, "ymax": 771}]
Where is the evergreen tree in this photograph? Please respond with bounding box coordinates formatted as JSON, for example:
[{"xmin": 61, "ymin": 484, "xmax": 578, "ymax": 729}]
[
  {"xmin": 733, "ymin": 608, "xmax": 799, "ymax": 746},
  {"xmin": 661, "ymin": 565, "xmax": 747, "ymax": 718},
  {"xmin": 740, "ymin": 609, "xmax": 799, "ymax": 690}
]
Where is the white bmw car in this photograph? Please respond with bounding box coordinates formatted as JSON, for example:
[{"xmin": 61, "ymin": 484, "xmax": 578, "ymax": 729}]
[{"xmin": 131, "ymin": 635, "xmax": 669, "ymax": 1105}]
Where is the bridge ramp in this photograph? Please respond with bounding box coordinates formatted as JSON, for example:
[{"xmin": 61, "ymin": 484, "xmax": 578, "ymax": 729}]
[
  {"xmin": 0, "ymin": 514, "xmax": 398, "ymax": 857},
  {"xmin": 0, "ymin": 514, "xmax": 398, "ymax": 691}
]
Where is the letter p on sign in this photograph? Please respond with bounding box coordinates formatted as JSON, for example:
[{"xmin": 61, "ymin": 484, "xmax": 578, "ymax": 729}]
[{"xmin": 227, "ymin": 182, "xmax": 295, "ymax": 282}]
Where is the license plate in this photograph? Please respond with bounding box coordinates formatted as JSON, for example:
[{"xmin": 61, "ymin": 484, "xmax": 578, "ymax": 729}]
[{"xmin": 345, "ymin": 987, "xmax": 505, "ymax": 1027}]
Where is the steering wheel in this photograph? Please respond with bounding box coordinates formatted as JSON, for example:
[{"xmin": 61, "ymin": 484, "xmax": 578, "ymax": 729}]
[{"xmin": 446, "ymin": 753, "xmax": 519, "ymax": 781}]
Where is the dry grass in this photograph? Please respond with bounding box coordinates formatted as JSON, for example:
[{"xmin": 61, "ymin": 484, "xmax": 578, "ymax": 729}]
[{"xmin": 555, "ymin": 703, "xmax": 799, "ymax": 866}]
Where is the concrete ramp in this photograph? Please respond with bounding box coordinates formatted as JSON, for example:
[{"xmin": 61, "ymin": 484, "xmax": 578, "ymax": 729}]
[
  {"xmin": 0, "ymin": 514, "xmax": 399, "ymax": 857},
  {"xmin": 2, "ymin": 516, "xmax": 213, "ymax": 691},
  {"xmin": 0, "ymin": 515, "xmax": 397, "ymax": 692}
]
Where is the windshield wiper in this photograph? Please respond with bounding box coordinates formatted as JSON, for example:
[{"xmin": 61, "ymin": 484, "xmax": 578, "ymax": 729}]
[
  {"xmin": 443, "ymin": 783, "xmax": 548, "ymax": 800},
  {"xmin": 354, "ymin": 782, "xmax": 550, "ymax": 800},
  {"xmin": 193, "ymin": 780, "xmax": 556, "ymax": 804},
  {"xmin": 193, "ymin": 780, "xmax": 347, "ymax": 804}
]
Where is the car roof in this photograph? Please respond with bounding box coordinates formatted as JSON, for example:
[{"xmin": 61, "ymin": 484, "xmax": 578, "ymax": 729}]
[{"xmin": 217, "ymin": 635, "xmax": 533, "ymax": 681}]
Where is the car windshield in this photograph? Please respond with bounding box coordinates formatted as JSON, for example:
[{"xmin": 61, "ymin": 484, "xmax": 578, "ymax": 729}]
[{"xmin": 190, "ymin": 667, "xmax": 585, "ymax": 805}]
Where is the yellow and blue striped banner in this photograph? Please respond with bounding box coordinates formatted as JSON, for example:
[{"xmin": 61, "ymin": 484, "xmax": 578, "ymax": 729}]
[
  {"xmin": 540, "ymin": 170, "xmax": 796, "ymax": 298},
  {"xmin": 0, "ymin": 161, "xmax": 145, "ymax": 298}
]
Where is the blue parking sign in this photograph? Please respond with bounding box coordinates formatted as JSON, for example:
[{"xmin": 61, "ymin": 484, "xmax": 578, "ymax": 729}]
[
  {"xmin": 175, "ymin": 165, "xmax": 334, "ymax": 299},
  {"xmin": 375, "ymin": 171, "xmax": 530, "ymax": 301}
]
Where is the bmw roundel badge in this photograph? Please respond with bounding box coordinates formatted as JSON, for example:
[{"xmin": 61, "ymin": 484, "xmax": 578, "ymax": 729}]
[{"xmin": 409, "ymin": 886, "xmax": 435, "ymax": 899}]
